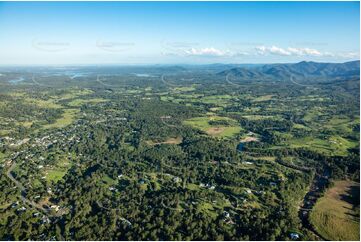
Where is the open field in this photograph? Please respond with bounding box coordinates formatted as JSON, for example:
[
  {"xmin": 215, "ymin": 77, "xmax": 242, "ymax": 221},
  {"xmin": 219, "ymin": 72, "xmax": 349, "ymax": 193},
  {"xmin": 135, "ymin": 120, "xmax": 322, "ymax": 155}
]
[
  {"xmin": 44, "ymin": 157, "xmax": 72, "ymax": 183},
  {"xmin": 68, "ymin": 98, "xmax": 107, "ymax": 107},
  {"xmin": 278, "ymin": 135, "xmax": 358, "ymax": 156},
  {"xmin": 43, "ymin": 109, "xmax": 79, "ymax": 129},
  {"xmin": 183, "ymin": 116, "xmax": 242, "ymax": 138},
  {"xmin": 310, "ymin": 180, "xmax": 360, "ymax": 241},
  {"xmin": 145, "ymin": 137, "xmax": 183, "ymax": 146},
  {"xmin": 23, "ymin": 97, "xmax": 63, "ymax": 109}
]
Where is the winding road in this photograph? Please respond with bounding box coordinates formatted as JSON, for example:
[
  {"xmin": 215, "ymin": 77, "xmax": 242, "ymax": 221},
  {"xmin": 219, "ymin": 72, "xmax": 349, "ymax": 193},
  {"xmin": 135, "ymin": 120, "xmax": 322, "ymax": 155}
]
[
  {"xmin": 6, "ymin": 162, "xmax": 61, "ymax": 217},
  {"xmin": 225, "ymin": 73, "xmax": 242, "ymax": 87},
  {"xmin": 161, "ymin": 75, "xmax": 179, "ymax": 87},
  {"xmin": 96, "ymin": 75, "xmax": 114, "ymax": 87}
]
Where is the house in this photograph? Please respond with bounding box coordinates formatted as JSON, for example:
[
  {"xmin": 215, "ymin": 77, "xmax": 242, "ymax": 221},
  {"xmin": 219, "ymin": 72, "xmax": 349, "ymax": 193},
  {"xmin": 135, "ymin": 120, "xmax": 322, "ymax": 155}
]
[
  {"xmin": 109, "ymin": 187, "xmax": 118, "ymax": 192},
  {"xmin": 41, "ymin": 216, "xmax": 51, "ymax": 224},
  {"xmin": 47, "ymin": 188, "xmax": 53, "ymax": 194},
  {"xmin": 17, "ymin": 206, "xmax": 26, "ymax": 212},
  {"xmin": 11, "ymin": 202, "xmax": 19, "ymax": 208},
  {"xmin": 290, "ymin": 232, "xmax": 300, "ymax": 240},
  {"xmin": 173, "ymin": 177, "xmax": 181, "ymax": 183},
  {"xmin": 50, "ymin": 205, "xmax": 60, "ymax": 212},
  {"xmin": 223, "ymin": 211, "xmax": 230, "ymax": 218}
]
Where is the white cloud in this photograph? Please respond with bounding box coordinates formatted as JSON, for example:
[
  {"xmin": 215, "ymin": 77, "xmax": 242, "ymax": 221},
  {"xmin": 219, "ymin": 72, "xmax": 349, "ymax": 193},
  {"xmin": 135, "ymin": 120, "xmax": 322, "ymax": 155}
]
[
  {"xmin": 185, "ymin": 47, "xmax": 230, "ymax": 57},
  {"xmin": 269, "ymin": 46, "xmax": 292, "ymax": 56},
  {"xmin": 162, "ymin": 43, "xmax": 359, "ymax": 61},
  {"xmin": 256, "ymin": 45, "xmax": 325, "ymax": 57},
  {"xmin": 338, "ymin": 51, "xmax": 360, "ymax": 59}
]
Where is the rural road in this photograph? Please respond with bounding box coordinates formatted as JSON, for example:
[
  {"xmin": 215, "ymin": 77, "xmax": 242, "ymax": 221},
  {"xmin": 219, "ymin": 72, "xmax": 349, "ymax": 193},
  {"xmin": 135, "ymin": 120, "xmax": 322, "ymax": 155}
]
[
  {"xmin": 161, "ymin": 75, "xmax": 179, "ymax": 87},
  {"xmin": 225, "ymin": 73, "xmax": 242, "ymax": 87},
  {"xmin": 96, "ymin": 75, "xmax": 114, "ymax": 87},
  {"xmin": 6, "ymin": 162, "xmax": 53, "ymax": 215},
  {"xmin": 289, "ymin": 75, "xmax": 313, "ymax": 87}
]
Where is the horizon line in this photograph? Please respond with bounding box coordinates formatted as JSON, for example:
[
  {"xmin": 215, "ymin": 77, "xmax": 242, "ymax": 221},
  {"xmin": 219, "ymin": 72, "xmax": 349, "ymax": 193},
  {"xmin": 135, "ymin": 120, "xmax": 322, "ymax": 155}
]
[{"xmin": 0, "ymin": 59, "xmax": 359, "ymax": 68}]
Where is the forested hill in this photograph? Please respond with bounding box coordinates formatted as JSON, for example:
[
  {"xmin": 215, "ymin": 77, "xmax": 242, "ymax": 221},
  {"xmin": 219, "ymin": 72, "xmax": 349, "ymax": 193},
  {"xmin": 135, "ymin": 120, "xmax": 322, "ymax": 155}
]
[{"xmin": 218, "ymin": 60, "xmax": 360, "ymax": 82}]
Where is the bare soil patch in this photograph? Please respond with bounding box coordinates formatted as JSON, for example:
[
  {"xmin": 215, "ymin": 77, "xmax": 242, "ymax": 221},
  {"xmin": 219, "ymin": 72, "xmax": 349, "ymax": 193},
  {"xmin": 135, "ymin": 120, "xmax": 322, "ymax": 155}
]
[{"xmin": 206, "ymin": 127, "xmax": 225, "ymax": 135}]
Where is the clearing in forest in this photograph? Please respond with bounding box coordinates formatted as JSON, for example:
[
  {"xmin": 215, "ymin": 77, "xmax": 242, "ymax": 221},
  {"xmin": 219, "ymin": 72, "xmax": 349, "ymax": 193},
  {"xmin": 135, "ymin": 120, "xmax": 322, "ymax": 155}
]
[
  {"xmin": 183, "ymin": 116, "xmax": 242, "ymax": 138},
  {"xmin": 146, "ymin": 137, "xmax": 183, "ymax": 146},
  {"xmin": 43, "ymin": 109, "xmax": 79, "ymax": 129},
  {"xmin": 310, "ymin": 180, "xmax": 360, "ymax": 241}
]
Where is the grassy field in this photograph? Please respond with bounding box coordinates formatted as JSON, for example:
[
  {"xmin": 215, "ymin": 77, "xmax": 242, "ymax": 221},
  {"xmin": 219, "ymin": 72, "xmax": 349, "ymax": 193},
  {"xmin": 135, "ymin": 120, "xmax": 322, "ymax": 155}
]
[
  {"xmin": 310, "ymin": 180, "xmax": 360, "ymax": 241},
  {"xmin": 24, "ymin": 97, "xmax": 63, "ymax": 109},
  {"xmin": 172, "ymin": 86, "xmax": 196, "ymax": 92},
  {"xmin": 280, "ymin": 135, "xmax": 357, "ymax": 156},
  {"xmin": 43, "ymin": 109, "xmax": 79, "ymax": 129},
  {"xmin": 51, "ymin": 88, "xmax": 94, "ymax": 100},
  {"xmin": 146, "ymin": 137, "xmax": 182, "ymax": 146},
  {"xmin": 183, "ymin": 116, "xmax": 242, "ymax": 138},
  {"xmin": 46, "ymin": 170, "xmax": 67, "ymax": 183},
  {"xmin": 68, "ymin": 98, "xmax": 107, "ymax": 107},
  {"xmin": 252, "ymin": 95, "xmax": 274, "ymax": 102},
  {"xmin": 242, "ymin": 115, "xmax": 282, "ymax": 121},
  {"xmin": 45, "ymin": 157, "xmax": 72, "ymax": 183}
]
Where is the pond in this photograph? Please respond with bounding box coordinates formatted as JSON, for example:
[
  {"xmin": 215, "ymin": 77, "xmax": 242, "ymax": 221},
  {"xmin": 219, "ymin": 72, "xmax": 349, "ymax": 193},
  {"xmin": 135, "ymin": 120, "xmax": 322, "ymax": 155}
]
[
  {"xmin": 237, "ymin": 142, "xmax": 245, "ymax": 152},
  {"xmin": 9, "ymin": 77, "xmax": 25, "ymax": 84},
  {"xmin": 134, "ymin": 73, "xmax": 154, "ymax": 77}
]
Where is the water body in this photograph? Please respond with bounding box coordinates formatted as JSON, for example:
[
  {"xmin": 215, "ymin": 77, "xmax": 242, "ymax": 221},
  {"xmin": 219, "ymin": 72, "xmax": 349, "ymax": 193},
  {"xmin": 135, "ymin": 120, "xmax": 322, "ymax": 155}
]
[
  {"xmin": 134, "ymin": 73, "xmax": 154, "ymax": 77},
  {"xmin": 237, "ymin": 142, "xmax": 245, "ymax": 152},
  {"xmin": 69, "ymin": 73, "xmax": 87, "ymax": 79},
  {"xmin": 9, "ymin": 77, "xmax": 25, "ymax": 84},
  {"xmin": 43, "ymin": 71, "xmax": 89, "ymax": 79}
]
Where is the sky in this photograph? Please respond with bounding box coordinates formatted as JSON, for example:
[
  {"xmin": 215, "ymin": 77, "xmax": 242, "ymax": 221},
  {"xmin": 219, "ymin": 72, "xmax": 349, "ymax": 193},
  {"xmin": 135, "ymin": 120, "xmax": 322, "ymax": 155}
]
[{"xmin": 0, "ymin": 1, "xmax": 359, "ymax": 65}]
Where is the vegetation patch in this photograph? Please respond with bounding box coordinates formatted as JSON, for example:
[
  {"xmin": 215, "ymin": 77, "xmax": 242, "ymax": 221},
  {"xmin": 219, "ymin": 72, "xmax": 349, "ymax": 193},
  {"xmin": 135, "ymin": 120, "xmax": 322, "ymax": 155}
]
[
  {"xmin": 43, "ymin": 109, "xmax": 79, "ymax": 129},
  {"xmin": 310, "ymin": 180, "xmax": 360, "ymax": 241},
  {"xmin": 183, "ymin": 116, "xmax": 242, "ymax": 138},
  {"xmin": 68, "ymin": 98, "xmax": 107, "ymax": 107},
  {"xmin": 44, "ymin": 157, "xmax": 72, "ymax": 183},
  {"xmin": 146, "ymin": 137, "xmax": 182, "ymax": 146}
]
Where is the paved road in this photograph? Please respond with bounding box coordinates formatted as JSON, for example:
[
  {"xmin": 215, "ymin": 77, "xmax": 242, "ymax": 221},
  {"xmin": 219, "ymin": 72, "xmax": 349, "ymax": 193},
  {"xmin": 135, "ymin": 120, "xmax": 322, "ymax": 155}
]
[
  {"xmin": 290, "ymin": 75, "xmax": 313, "ymax": 87},
  {"xmin": 6, "ymin": 162, "xmax": 54, "ymax": 215},
  {"xmin": 32, "ymin": 75, "xmax": 50, "ymax": 87},
  {"xmin": 225, "ymin": 73, "xmax": 242, "ymax": 87},
  {"xmin": 96, "ymin": 75, "xmax": 114, "ymax": 87},
  {"xmin": 161, "ymin": 75, "xmax": 179, "ymax": 87}
]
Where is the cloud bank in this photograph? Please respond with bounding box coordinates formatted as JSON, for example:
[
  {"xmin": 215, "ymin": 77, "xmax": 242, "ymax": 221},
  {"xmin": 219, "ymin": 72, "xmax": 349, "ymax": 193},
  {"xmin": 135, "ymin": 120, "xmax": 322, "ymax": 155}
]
[{"xmin": 168, "ymin": 45, "xmax": 359, "ymax": 60}]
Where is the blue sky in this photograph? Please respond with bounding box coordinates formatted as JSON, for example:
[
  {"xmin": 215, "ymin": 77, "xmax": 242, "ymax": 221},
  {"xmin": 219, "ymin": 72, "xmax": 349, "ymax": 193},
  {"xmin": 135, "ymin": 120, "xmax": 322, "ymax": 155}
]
[{"xmin": 0, "ymin": 1, "xmax": 359, "ymax": 65}]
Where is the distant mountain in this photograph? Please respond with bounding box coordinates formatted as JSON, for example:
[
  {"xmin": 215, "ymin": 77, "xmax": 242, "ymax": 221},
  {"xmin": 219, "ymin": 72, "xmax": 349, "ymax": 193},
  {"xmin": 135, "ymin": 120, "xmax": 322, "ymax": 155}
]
[{"xmin": 218, "ymin": 60, "xmax": 360, "ymax": 82}]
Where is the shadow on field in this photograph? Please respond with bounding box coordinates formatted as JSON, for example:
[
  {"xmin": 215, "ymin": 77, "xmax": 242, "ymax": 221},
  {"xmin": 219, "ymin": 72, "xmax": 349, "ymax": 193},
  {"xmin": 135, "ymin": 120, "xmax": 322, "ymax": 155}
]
[{"xmin": 340, "ymin": 184, "xmax": 360, "ymax": 210}]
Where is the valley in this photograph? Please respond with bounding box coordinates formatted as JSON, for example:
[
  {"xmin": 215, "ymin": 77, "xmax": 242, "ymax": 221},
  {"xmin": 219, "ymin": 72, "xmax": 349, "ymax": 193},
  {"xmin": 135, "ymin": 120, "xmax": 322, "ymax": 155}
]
[{"xmin": 0, "ymin": 61, "xmax": 359, "ymax": 240}]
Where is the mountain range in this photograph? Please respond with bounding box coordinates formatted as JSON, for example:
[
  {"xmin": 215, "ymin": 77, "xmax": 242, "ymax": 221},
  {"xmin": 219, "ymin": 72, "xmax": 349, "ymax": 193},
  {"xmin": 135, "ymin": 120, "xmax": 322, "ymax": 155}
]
[{"xmin": 217, "ymin": 60, "xmax": 360, "ymax": 82}]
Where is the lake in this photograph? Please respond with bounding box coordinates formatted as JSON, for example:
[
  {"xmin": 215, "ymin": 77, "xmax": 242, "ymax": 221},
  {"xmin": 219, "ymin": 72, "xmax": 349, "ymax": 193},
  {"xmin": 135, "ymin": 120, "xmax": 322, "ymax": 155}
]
[
  {"xmin": 9, "ymin": 77, "xmax": 25, "ymax": 84},
  {"xmin": 237, "ymin": 142, "xmax": 245, "ymax": 152}
]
